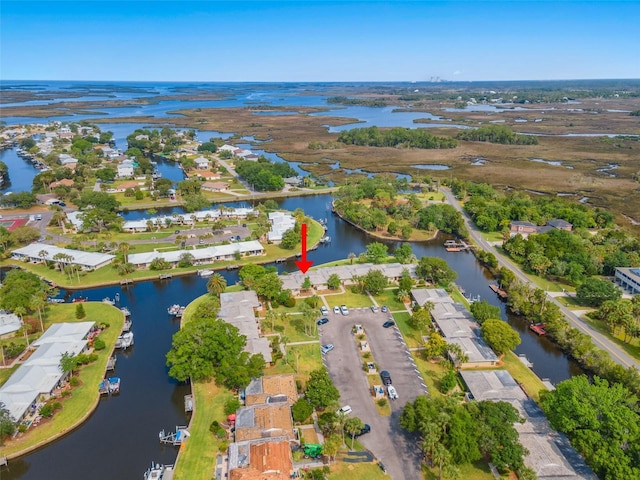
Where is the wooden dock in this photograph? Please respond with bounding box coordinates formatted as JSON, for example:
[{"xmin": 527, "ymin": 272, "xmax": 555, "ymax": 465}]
[
  {"xmin": 184, "ymin": 394, "xmax": 193, "ymax": 413},
  {"xmin": 159, "ymin": 274, "xmax": 173, "ymax": 280},
  {"xmin": 444, "ymin": 240, "xmax": 470, "ymax": 252},
  {"xmin": 489, "ymin": 283, "xmax": 508, "ymax": 299},
  {"xmin": 120, "ymin": 279, "xmax": 133, "ymax": 285},
  {"xmin": 106, "ymin": 356, "xmax": 117, "ymax": 371},
  {"xmin": 529, "ymin": 323, "xmax": 547, "ymax": 336}
]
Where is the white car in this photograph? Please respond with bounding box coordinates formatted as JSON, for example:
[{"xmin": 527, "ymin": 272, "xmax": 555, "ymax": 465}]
[
  {"xmin": 320, "ymin": 306, "xmax": 329, "ymax": 316},
  {"xmin": 387, "ymin": 385, "xmax": 398, "ymax": 400},
  {"xmin": 336, "ymin": 405, "xmax": 352, "ymax": 415},
  {"xmin": 333, "ymin": 306, "xmax": 341, "ymax": 314},
  {"xmin": 321, "ymin": 344, "xmax": 334, "ymax": 354},
  {"xmin": 340, "ymin": 305, "xmax": 349, "ymax": 315}
]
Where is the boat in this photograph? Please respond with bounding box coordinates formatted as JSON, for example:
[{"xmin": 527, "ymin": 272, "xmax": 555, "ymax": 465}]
[
  {"xmin": 99, "ymin": 379, "xmax": 110, "ymax": 395},
  {"xmin": 107, "ymin": 376, "xmax": 121, "ymax": 394},
  {"xmin": 122, "ymin": 318, "xmax": 132, "ymax": 332},
  {"xmin": 115, "ymin": 331, "xmax": 134, "ymax": 350},
  {"xmin": 530, "ymin": 323, "xmax": 547, "ymax": 335},
  {"xmin": 167, "ymin": 304, "xmax": 181, "ymax": 316},
  {"xmin": 197, "ymin": 269, "xmax": 214, "ymax": 277},
  {"xmin": 319, "ymin": 236, "xmax": 332, "ymax": 244},
  {"xmin": 106, "ymin": 355, "xmax": 117, "ymax": 371},
  {"xmin": 120, "ymin": 306, "xmax": 131, "ymax": 317},
  {"xmin": 144, "ymin": 462, "xmax": 174, "ymax": 480},
  {"xmin": 102, "ymin": 297, "xmax": 115, "ymax": 305}
]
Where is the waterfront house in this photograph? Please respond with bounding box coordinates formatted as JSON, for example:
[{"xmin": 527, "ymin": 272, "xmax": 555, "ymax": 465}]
[
  {"xmin": 267, "ymin": 211, "xmax": 296, "ymax": 243},
  {"xmin": 201, "ymin": 181, "xmax": 229, "ymax": 192},
  {"xmin": 193, "ymin": 156, "xmax": 211, "ymax": 169},
  {"xmin": 12, "ymin": 243, "xmax": 115, "ymax": 270},
  {"xmin": 50, "ymin": 178, "xmax": 75, "ymax": 189},
  {"xmin": 0, "ymin": 312, "xmax": 22, "ymax": 339},
  {"xmin": 190, "ymin": 170, "xmax": 221, "ymax": 180},
  {"xmin": 117, "ymin": 160, "xmax": 135, "ymax": 179}
]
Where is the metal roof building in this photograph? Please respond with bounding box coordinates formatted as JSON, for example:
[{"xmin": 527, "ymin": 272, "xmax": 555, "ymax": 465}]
[{"xmin": 12, "ymin": 243, "xmax": 115, "ymax": 270}]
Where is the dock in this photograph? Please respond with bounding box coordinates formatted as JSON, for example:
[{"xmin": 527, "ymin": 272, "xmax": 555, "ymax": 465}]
[
  {"xmin": 122, "ymin": 318, "xmax": 132, "ymax": 332},
  {"xmin": 444, "ymin": 240, "xmax": 470, "ymax": 252},
  {"xmin": 184, "ymin": 394, "xmax": 193, "ymax": 413},
  {"xmin": 120, "ymin": 279, "xmax": 133, "ymax": 285},
  {"xmin": 489, "ymin": 283, "xmax": 508, "ymax": 299},
  {"xmin": 120, "ymin": 307, "xmax": 131, "ymax": 317},
  {"xmin": 517, "ymin": 354, "xmax": 533, "ymax": 368},
  {"xmin": 159, "ymin": 274, "xmax": 173, "ymax": 280},
  {"xmin": 159, "ymin": 426, "xmax": 190, "ymax": 446}
]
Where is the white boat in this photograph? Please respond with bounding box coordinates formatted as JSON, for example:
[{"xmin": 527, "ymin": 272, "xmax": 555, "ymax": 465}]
[
  {"xmin": 144, "ymin": 462, "xmax": 174, "ymax": 480},
  {"xmin": 167, "ymin": 304, "xmax": 181, "ymax": 316},
  {"xmin": 197, "ymin": 269, "xmax": 214, "ymax": 277},
  {"xmin": 115, "ymin": 331, "xmax": 134, "ymax": 350}
]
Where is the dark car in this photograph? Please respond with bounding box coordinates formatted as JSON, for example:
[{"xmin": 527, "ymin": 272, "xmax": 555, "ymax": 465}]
[
  {"xmin": 174, "ymin": 230, "xmax": 180, "ymax": 234},
  {"xmin": 378, "ymin": 462, "xmax": 387, "ymax": 473},
  {"xmin": 57, "ymin": 202, "xmax": 66, "ymax": 207},
  {"xmin": 317, "ymin": 317, "xmax": 329, "ymax": 326},
  {"xmin": 355, "ymin": 424, "xmax": 371, "ymax": 437},
  {"xmin": 382, "ymin": 319, "xmax": 395, "ymax": 328},
  {"xmin": 380, "ymin": 370, "xmax": 392, "ymax": 385}
]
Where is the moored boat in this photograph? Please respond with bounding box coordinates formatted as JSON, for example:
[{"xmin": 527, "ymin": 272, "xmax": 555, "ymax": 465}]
[
  {"xmin": 144, "ymin": 462, "xmax": 174, "ymax": 480},
  {"xmin": 167, "ymin": 304, "xmax": 181, "ymax": 316},
  {"xmin": 115, "ymin": 331, "xmax": 134, "ymax": 349},
  {"xmin": 197, "ymin": 269, "xmax": 214, "ymax": 277}
]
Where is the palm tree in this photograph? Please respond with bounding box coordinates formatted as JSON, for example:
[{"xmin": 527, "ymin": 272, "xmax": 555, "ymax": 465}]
[
  {"xmin": 118, "ymin": 242, "xmax": 130, "ymax": 264},
  {"xmin": 347, "ymin": 252, "xmax": 356, "ymax": 265},
  {"xmin": 30, "ymin": 295, "xmax": 46, "ymax": 332},
  {"xmin": 207, "ymin": 273, "xmax": 227, "ymax": 297}
]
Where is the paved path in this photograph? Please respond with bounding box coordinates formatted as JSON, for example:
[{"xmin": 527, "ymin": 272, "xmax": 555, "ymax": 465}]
[{"xmin": 441, "ymin": 187, "xmax": 640, "ymax": 370}]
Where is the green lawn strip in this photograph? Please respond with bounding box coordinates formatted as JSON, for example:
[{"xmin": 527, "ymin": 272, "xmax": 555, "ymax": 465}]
[
  {"xmin": 373, "ymin": 288, "xmax": 406, "ymax": 311},
  {"xmin": 392, "ymin": 311, "xmax": 422, "ymax": 348},
  {"xmin": 0, "ymin": 364, "xmax": 19, "ymax": 387},
  {"xmin": 478, "ymin": 231, "xmax": 504, "ymax": 243},
  {"xmin": 2, "ymin": 302, "xmax": 123, "ymax": 458},
  {"xmin": 554, "ymin": 295, "xmax": 585, "ymax": 309},
  {"xmin": 261, "ymin": 312, "xmax": 318, "ymax": 343},
  {"xmin": 325, "ymin": 291, "xmax": 373, "ymax": 309},
  {"xmin": 581, "ymin": 316, "xmax": 640, "ymax": 361},
  {"xmin": 328, "ymin": 460, "xmax": 388, "ymax": 479},
  {"xmin": 450, "ymin": 289, "xmax": 469, "ymax": 306},
  {"xmin": 282, "ymin": 343, "xmax": 323, "ymax": 380},
  {"xmin": 501, "ymin": 351, "xmax": 547, "ymax": 403},
  {"xmin": 413, "ymin": 355, "xmax": 446, "ymax": 399}
]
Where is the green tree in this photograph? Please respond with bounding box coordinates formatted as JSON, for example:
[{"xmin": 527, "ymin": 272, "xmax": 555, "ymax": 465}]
[
  {"xmin": 480, "ymin": 320, "xmax": 521, "ymax": 356},
  {"xmin": 439, "ymin": 369, "xmax": 458, "ymax": 394},
  {"xmin": 365, "ymin": 242, "xmax": 388, "ymax": 264},
  {"xmin": 59, "ymin": 352, "xmax": 79, "ymax": 378},
  {"xmin": 393, "ymin": 242, "xmax": 413, "ymax": 264},
  {"xmin": 305, "ymin": 368, "xmax": 340, "ymax": 409},
  {"xmin": 474, "ymin": 401, "xmax": 527, "ymax": 472},
  {"xmin": 424, "ymin": 332, "xmax": 447, "ymax": 359},
  {"xmin": 362, "ymin": 269, "xmax": 388, "ymax": 295},
  {"xmin": 416, "ymin": 256, "xmax": 457, "ymax": 286},
  {"xmin": 75, "ymin": 303, "xmax": 86, "ymax": 319},
  {"xmin": 470, "ymin": 300, "xmax": 501, "ymax": 325},
  {"xmin": 1, "ymin": 402, "xmax": 17, "ymax": 442},
  {"xmin": 291, "ymin": 398, "xmax": 314, "ymax": 422},
  {"xmin": 280, "ymin": 228, "xmax": 299, "ymax": 249},
  {"xmin": 207, "ymin": 273, "xmax": 227, "ymax": 297},
  {"xmin": 576, "ymin": 277, "xmax": 622, "ymax": 307},
  {"xmin": 254, "ymin": 272, "xmax": 283, "ymax": 301},
  {"xmin": 166, "ymin": 318, "xmax": 264, "ymax": 389},
  {"xmin": 322, "ymin": 434, "xmax": 342, "ymax": 463},
  {"xmin": 344, "ymin": 416, "xmax": 365, "ymax": 449},
  {"xmin": 327, "ymin": 273, "xmax": 341, "ymax": 290}
]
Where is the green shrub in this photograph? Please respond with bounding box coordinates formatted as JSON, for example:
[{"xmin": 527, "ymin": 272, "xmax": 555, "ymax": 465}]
[
  {"xmin": 52, "ymin": 402, "xmax": 62, "ymax": 411},
  {"xmin": 93, "ymin": 338, "xmax": 106, "ymax": 350},
  {"xmin": 69, "ymin": 376, "xmax": 80, "ymax": 387},
  {"xmin": 283, "ymin": 296, "xmax": 296, "ymax": 308},
  {"xmin": 291, "ymin": 398, "xmax": 314, "ymax": 423},
  {"xmin": 39, "ymin": 404, "xmax": 55, "ymax": 418},
  {"xmin": 61, "ymin": 390, "xmax": 71, "ymax": 397},
  {"xmin": 224, "ymin": 398, "xmax": 241, "ymax": 416},
  {"xmin": 377, "ymin": 398, "xmax": 387, "ymax": 408}
]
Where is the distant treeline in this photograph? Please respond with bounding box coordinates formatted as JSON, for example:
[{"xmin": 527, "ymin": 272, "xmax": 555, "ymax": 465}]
[
  {"xmin": 338, "ymin": 126, "xmax": 457, "ymax": 149},
  {"xmin": 235, "ymin": 157, "xmax": 296, "ymax": 191},
  {"xmin": 327, "ymin": 96, "xmax": 388, "ymax": 107},
  {"xmin": 456, "ymin": 125, "xmax": 538, "ymax": 145},
  {"xmin": 631, "ymin": 110, "xmax": 640, "ymax": 116}
]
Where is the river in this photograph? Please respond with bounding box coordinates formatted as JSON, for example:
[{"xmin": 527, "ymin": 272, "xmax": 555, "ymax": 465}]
[{"xmin": 2, "ymin": 193, "xmax": 582, "ymax": 480}]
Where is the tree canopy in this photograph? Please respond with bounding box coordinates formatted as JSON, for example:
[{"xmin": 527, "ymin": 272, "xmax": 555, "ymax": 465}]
[
  {"xmin": 166, "ymin": 317, "xmax": 265, "ymax": 389},
  {"xmin": 304, "ymin": 368, "xmax": 340, "ymax": 409},
  {"xmin": 416, "ymin": 256, "xmax": 457, "ymax": 286},
  {"xmin": 480, "ymin": 319, "xmax": 521, "ymax": 356},
  {"xmin": 338, "ymin": 126, "xmax": 457, "ymax": 149}
]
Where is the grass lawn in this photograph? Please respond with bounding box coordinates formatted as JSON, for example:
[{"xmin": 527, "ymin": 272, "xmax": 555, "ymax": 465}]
[
  {"xmin": 325, "ymin": 291, "xmax": 374, "ymax": 309},
  {"xmin": 0, "ymin": 364, "xmax": 19, "ymax": 387},
  {"xmin": 582, "ymin": 315, "xmax": 640, "ymax": 361},
  {"xmin": 261, "ymin": 312, "xmax": 319, "ymax": 343},
  {"xmin": 413, "ymin": 355, "xmax": 447, "ymax": 399},
  {"xmin": 373, "ymin": 288, "xmax": 407, "ymax": 312},
  {"xmin": 1, "ymin": 302, "xmax": 123, "ymax": 458},
  {"xmin": 479, "ymin": 231, "xmax": 505, "ymax": 243},
  {"xmin": 501, "ymin": 351, "xmax": 547, "ymax": 403},
  {"xmin": 423, "ymin": 460, "xmax": 497, "ymax": 480},
  {"xmin": 173, "ymin": 295, "xmax": 234, "ymax": 480},
  {"xmin": 393, "ymin": 311, "xmax": 422, "ymax": 348},
  {"xmin": 328, "ymin": 461, "xmax": 388, "ymax": 480}
]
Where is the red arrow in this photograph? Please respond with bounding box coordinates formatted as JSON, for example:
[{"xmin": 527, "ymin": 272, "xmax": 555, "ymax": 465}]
[{"xmin": 295, "ymin": 223, "xmax": 313, "ymax": 273}]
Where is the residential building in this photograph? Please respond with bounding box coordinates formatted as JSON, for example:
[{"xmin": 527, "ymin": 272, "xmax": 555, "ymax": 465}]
[
  {"xmin": 228, "ymin": 439, "xmax": 294, "ymax": 480},
  {"xmin": 244, "ymin": 374, "xmax": 297, "ymax": 406},
  {"xmin": 193, "ymin": 156, "xmax": 211, "ymax": 169},
  {"xmin": 12, "ymin": 243, "xmax": 115, "ymax": 270},
  {"xmin": 201, "ymin": 181, "xmax": 229, "ymax": 192},
  {"xmin": 234, "ymin": 404, "xmax": 294, "ymax": 442},
  {"xmin": 614, "ymin": 267, "xmax": 640, "ymax": 294}
]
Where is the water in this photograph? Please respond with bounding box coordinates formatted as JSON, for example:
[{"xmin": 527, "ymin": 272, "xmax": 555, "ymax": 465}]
[
  {"xmin": 412, "ymin": 164, "xmax": 451, "ymax": 170},
  {"xmin": 0, "ymin": 147, "xmax": 39, "ymax": 193}
]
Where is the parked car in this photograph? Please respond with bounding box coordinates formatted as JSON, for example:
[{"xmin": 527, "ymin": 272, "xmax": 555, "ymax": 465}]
[
  {"xmin": 321, "ymin": 344, "xmax": 334, "ymax": 354},
  {"xmin": 174, "ymin": 230, "xmax": 180, "ymax": 234},
  {"xmin": 382, "ymin": 319, "xmax": 395, "ymax": 328},
  {"xmin": 381, "ymin": 305, "xmax": 388, "ymax": 313},
  {"xmin": 336, "ymin": 405, "xmax": 352, "ymax": 415},
  {"xmin": 354, "ymin": 424, "xmax": 371, "ymax": 437},
  {"xmin": 387, "ymin": 385, "xmax": 398, "ymax": 400},
  {"xmin": 333, "ymin": 306, "xmax": 341, "ymax": 314},
  {"xmin": 317, "ymin": 317, "xmax": 329, "ymax": 326},
  {"xmin": 340, "ymin": 305, "xmax": 349, "ymax": 315},
  {"xmin": 380, "ymin": 370, "xmax": 392, "ymax": 385},
  {"xmin": 371, "ymin": 305, "xmax": 379, "ymax": 313},
  {"xmin": 320, "ymin": 306, "xmax": 329, "ymax": 316}
]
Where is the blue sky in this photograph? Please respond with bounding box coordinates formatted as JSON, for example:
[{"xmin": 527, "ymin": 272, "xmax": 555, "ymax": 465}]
[{"xmin": 1, "ymin": 1, "xmax": 639, "ymax": 82}]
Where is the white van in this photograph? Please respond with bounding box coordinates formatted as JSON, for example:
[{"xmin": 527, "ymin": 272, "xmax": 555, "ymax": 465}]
[{"xmin": 336, "ymin": 405, "xmax": 352, "ymax": 415}]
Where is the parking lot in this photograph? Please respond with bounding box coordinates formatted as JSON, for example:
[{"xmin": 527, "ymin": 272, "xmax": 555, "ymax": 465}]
[{"xmin": 319, "ymin": 305, "xmax": 426, "ymax": 480}]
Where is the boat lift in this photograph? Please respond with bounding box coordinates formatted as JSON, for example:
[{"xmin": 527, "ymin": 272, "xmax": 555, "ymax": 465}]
[{"xmin": 159, "ymin": 426, "xmax": 190, "ymax": 446}]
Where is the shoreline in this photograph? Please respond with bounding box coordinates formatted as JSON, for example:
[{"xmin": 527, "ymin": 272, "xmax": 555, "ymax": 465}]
[{"xmin": 2, "ymin": 303, "xmax": 124, "ymax": 460}]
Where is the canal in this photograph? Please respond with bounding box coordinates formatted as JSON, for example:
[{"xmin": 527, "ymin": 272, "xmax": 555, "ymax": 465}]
[{"xmin": 3, "ymin": 194, "xmax": 582, "ymax": 480}]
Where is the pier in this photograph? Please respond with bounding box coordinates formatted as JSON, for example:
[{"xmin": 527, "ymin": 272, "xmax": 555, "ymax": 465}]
[
  {"xmin": 529, "ymin": 323, "xmax": 547, "ymax": 336},
  {"xmin": 159, "ymin": 426, "xmax": 190, "ymax": 446},
  {"xmin": 184, "ymin": 394, "xmax": 193, "ymax": 413},
  {"xmin": 158, "ymin": 274, "xmax": 173, "ymax": 280},
  {"xmin": 489, "ymin": 283, "xmax": 508, "ymax": 299},
  {"xmin": 444, "ymin": 240, "xmax": 471, "ymax": 252},
  {"xmin": 106, "ymin": 356, "xmax": 117, "ymax": 371}
]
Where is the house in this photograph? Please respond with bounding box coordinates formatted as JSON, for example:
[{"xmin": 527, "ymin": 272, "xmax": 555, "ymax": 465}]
[
  {"xmin": 58, "ymin": 154, "xmax": 78, "ymax": 171},
  {"xmin": 244, "ymin": 374, "xmax": 298, "ymax": 407},
  {"xmin": 0, "ymin": 312, "xmax": 22, "ymax": 339},
  {"xmin": 117, "ymin": 160, "xmax": 135, "ymax": 178},
  {"xmin": 283, "ymin": 176, "xmax": 302, "ymax": 186},
  {"xmin": 219, "ymin": 291, "xmax": 271, "ymax": 363},
  {"xmin": 234, "ymin": 404, "xmax": 295, "ymax": 442},
  {"xmin": 546, "ymin": 218, "xmax": 573, "ymax": 231},
  {"xmin": 50, "ymin": 178, "xmax": 75, "ymax": 189},
  {"xmin": 190, "ymin": 171, "xmax": 221, "ymax": 180},
  {"xmin": 193, "ymin": 156, "xmax": 211, "ymax": 169},
  {"xmin": 614, "ymin": 267, "xmax": 640, "ymax": 295},
  {"xmin": 268, "ymin": 212, "xmax": 296, "ymax": 243},
  {"xmin": 12, "ymin": 243, "xmax": 115, "ymax": 270},
  {"xmin": 509, "ymin": 221, "xmax": 538, "ymax": 236},
  {"xmin": 114, "ymin": 181, "xmax": 144, "ymax": 193},
  {"xmin": 228, "ymin": 439, "xmax": 294, "ymax": 480},
  {"xmin": 509, "ymin": 219, "xmax": 574, "ymax": 237},
  {"xmin": 201, "ymin": 181, "xmax": 229, "ymax": 192}
]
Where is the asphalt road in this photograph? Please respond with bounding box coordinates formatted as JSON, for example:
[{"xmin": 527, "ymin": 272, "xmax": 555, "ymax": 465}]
[
  {"xmin": 441, "ymin": 187, "xmax": 640, "ymax": 370},
  {"xmin": 319, "ymin": 306, "xmax": 425, "ymax": 480}
]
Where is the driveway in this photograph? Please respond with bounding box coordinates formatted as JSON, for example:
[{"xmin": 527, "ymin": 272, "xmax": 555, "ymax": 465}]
[{"xmin": 319, "ymin": 307, "xmax": 425, "ymax": 480}]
